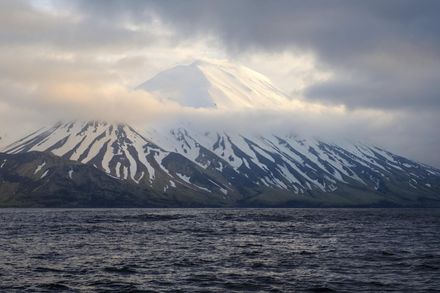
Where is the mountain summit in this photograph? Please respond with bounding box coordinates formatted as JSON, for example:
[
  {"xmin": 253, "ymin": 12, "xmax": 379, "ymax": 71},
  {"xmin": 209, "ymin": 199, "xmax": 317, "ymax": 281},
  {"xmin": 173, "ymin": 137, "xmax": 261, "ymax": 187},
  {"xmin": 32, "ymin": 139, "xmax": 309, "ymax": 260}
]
[{"xmin": 137, "ymin": 59, "xmax": 290, "ymax": 109}]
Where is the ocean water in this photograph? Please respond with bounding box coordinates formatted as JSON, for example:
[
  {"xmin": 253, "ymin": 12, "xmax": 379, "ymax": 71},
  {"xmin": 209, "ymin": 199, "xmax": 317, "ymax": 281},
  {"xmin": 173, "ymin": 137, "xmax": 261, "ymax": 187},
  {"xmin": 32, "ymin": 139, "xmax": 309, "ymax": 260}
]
[{"xmin": 0, "ymin": 208, "xmax": 439, "ymax": 292}]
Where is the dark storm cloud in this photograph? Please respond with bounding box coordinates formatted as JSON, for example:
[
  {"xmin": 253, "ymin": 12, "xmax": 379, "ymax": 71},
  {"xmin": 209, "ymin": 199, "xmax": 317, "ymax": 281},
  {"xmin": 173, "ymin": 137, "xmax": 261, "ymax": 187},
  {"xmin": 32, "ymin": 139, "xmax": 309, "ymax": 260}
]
[
  {"xmin": 305, "ymin": 67, "xmax": 440, "ymax": 110},
  {"xmin": 0, "ymin": 0, "xmax": 165, "ymax": 52},
  {"xmin": 69, "ymin": 0, "xmax": 440, "ymax": 111}
]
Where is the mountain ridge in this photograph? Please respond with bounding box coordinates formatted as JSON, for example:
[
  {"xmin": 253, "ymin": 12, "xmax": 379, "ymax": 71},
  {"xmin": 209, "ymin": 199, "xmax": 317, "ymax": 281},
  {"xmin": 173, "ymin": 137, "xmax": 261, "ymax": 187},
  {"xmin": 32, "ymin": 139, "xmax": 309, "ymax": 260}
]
[{"xmin": 2, "ymin": 119, "xmax": 439, "ymax": 207}]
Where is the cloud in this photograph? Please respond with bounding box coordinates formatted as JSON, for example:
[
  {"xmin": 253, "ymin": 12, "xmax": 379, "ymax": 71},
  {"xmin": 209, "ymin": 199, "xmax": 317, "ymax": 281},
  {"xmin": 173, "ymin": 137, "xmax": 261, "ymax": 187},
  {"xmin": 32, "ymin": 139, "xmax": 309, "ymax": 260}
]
[{"xmin": 305, "ymin": 67, "xmax": 440, "ymax": 111}]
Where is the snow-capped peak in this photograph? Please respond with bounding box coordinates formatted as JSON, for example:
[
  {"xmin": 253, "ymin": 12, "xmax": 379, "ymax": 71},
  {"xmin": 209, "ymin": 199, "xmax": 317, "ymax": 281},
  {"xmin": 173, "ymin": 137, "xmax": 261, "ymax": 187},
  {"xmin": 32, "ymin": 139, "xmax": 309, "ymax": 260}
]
[{"xmin": 137, "ymin": 59, "xmax": 290, "ymax": 109}]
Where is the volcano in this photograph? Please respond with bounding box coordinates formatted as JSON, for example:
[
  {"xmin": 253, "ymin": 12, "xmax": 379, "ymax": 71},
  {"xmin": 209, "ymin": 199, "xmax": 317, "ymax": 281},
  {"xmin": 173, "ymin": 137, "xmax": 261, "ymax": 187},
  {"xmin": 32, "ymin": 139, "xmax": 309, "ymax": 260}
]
[{"xmin": 1, "ymin": 60, "xmax": 439, "ymax": 207}]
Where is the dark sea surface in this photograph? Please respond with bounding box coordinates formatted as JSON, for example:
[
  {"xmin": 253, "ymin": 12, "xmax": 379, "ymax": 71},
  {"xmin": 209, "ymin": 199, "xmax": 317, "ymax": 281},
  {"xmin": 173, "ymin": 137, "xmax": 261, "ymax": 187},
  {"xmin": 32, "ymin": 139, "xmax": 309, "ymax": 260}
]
[{"xmin": 1, "ymin": 208, "xmax": 440, "ymax": 292}]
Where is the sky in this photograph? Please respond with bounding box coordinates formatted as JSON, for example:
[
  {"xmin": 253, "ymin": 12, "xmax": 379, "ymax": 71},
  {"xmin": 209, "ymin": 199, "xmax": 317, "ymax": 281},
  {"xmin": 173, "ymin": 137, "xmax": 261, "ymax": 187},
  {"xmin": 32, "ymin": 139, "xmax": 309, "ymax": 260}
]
[{"xmin": 0, "ymin": 0, "xmax": 439, "ymax": 167}]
